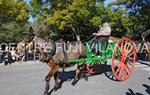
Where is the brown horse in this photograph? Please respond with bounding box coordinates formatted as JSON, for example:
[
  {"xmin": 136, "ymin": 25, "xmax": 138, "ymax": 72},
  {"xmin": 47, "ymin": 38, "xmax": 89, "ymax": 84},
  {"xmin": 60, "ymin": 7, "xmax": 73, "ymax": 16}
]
[
  {"xmin": 15, "ymin": 37, "xmax": 26, "ymax": 60},
  {"xmin": 16, "ymin": 30, "xmax": 87, "ymax": 95}
]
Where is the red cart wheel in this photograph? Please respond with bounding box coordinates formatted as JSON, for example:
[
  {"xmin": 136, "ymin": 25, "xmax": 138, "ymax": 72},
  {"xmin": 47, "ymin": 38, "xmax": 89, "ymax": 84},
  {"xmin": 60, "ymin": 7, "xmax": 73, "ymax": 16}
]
[{"xmin": 112, "ymin": 37, "xmax": 136, "ymax": 81}]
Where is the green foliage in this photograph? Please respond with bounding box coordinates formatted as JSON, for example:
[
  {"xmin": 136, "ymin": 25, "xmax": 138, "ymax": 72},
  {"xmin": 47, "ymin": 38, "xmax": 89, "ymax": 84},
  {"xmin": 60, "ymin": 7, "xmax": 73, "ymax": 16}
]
[
  {"xmin": 0, "ymin": 22, "xmax": 29, "ymax": 43},
  {"xmin": 115, "ymin": 0, "xmax": 150, "ymax": 37},
  {"xmin": 0, "ymin": 0, "xmax": 29, "ymax": 26},
  {"xmin": 45, "ymin": 0, "xmax": 100, "ymax": 38},
  {"xmin": 31, "ymin": 0, "xmax": 134, "ymax": 39},
  {"xmin": 0, "ymin": 0, "xmax": 30, "ymax": 43},
  {"xmin": 32, "ymin": 21, "xmax": 52, "ymax": 38},
  {"xmin": 0, "ymin": 0, "xmax": 149, "ymax": 43}
]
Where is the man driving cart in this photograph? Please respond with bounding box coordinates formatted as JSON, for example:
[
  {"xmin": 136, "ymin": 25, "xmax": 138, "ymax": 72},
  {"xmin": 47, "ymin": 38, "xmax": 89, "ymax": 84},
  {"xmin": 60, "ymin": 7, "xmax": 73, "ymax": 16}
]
[{"xmin": 90, "ymin": 19, "xmax": 111, "ymax": 56}]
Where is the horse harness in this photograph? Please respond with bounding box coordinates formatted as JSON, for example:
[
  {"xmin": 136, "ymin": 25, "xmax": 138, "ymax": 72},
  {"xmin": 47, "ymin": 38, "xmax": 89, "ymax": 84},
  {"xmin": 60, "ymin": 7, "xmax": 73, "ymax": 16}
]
[{"xmin": 61, "ymin": 41, "xmax": 83, "ymax": 64}]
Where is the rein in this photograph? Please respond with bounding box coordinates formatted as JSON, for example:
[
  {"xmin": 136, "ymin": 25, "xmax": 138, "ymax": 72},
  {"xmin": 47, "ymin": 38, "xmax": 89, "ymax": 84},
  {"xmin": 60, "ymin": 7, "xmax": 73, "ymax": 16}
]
[{"xmin": 81, "ymin": 35, "xmax": 94, "ymax": 43}]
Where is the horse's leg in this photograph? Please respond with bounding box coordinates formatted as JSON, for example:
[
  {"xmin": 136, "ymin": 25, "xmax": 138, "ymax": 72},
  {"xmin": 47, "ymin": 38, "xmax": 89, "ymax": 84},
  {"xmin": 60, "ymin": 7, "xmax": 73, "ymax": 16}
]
[
  {"xmin": 71, "ymin": 63, "xmax": 82, "ymax": 86},
  {"xmin": 53, "ymin": 71, "xmax": 60, "ymax": 90},
  {"xmin": 39, "ymin": 49, "xmax": 45, "ymax": 62},
  {"xmin": 82, "ymin": 64, "xmax": 88, "ymax": 81},
  {"xmin": 44, "ymin": 60, "xmax": 58, "ymax": 95},
  {"xmin": 62, "ymin": 64, "xmax": 65, "ymax": 72},
  {"xmin": 44, "ymin": 73, "xmax": 51, "ymax": 95}
]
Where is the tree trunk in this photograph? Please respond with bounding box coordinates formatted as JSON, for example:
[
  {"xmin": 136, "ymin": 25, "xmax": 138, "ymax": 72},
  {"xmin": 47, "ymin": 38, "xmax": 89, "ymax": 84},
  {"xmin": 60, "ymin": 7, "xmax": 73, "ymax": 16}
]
[
  {"xmin": 76, "ymin": 35, "xmax": 80, "ymax": 41},
  {"xmin": 72, "ymin": 27, "xmax": 81, "ymax": 41}
]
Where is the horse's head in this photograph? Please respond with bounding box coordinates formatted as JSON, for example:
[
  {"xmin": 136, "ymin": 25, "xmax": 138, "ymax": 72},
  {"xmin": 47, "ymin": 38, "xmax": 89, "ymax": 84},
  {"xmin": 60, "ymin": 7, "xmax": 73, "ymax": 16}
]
[
  {"xmin": 15, "ymin": 26, "xmax": 36, "ymax": 56},
  {"xmin": 16, "ymin": 26, "xmax": 56, "ymax": 62}
]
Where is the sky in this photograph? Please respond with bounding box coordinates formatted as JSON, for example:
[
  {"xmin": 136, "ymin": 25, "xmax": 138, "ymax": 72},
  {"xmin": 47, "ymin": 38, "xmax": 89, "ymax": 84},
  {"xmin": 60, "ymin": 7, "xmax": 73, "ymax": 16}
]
[
  {"xmin": 25, "ymin": 0, "xmax": 116, "ymax": 23},
  {"xmin": 24, "ymin": 0, "xmax": 30, "ymax": 4},
  {"xmin": 104, "ymin": 0, "xmax": 116, "ymax": 7}
]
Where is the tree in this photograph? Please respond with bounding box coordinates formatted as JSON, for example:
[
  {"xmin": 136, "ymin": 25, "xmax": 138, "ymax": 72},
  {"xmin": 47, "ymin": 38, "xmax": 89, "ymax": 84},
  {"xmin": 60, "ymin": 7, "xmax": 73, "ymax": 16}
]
[
  {"xmin": 32, "ymin": 21, "xmax": 52, "ymax": 38},
  {"xmin": 0, "ymin": 0, "xmax": 29, "ymax": 27},
  {"xmin": 30, "ymin": 0, "xmax": 150, "ymax": 39},
  {"xmin": 116, "ymin": 0, "xmax": 150, "ymax": 37},
  {"xmin": 0, "ymin": 22, "xmax": 29, "ymax": 43},
  {"xmin": 31, "ymin": 0, "xmax": 111, "ymax": 40}
]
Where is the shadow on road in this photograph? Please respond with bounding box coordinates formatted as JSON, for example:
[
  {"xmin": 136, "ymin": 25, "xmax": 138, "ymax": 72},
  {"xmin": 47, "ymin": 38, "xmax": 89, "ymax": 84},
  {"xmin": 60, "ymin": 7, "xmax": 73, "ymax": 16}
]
[
  {"xmin": 126, "ymin": 88, "xmax": 143, "ymax": 95},
  {"xmin": 87, "ymin": 64, "xmax": 118, "ymax": 81},
  {"xmin": 125, "ymin": 77, "xmax": 150, "ymax": 95},
  {"xmin": 58, "ymin": 70, "xmax": 76, "ymax": 86},
  {"xmin": 48, "ymin": 70, "xmax": 76, "ymax": 95},
  {"xmin": 137, "ymin": 60, "xmax": 150, "ymax": 66},
  {"xmin": 48, "ymin": 63, "xmax": 118, "ymax": 94},
  {"xmin": 143, "ymin": 84, "xmax": 150, "ymax": 95}
]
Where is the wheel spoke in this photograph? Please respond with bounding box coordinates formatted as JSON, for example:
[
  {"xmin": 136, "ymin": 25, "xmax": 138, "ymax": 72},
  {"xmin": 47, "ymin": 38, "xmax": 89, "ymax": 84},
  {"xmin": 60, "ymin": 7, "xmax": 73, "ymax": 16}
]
[
  {"xmin": 124, "ymin": 68, "xmax": 129, "ymax": 78},
  {"xmin": 114, "ymin": 62, "xmax": 121, "ymax": 67},
  {"xmin": 126, "ymin": 56, "xmax": 134, "ymax": 64},
  {"xmin": 126, "ymin": 43, "xmax": 130, "ymax": 51},
  {"xmin": 122, "ymin": 71, "xmax": 125, "ymax": 79},
  {"xmin": 126, "ymin": 64, "xmax": 131, "ymax": 73},
  {"xmin": 127, "ymin": 56, "xmax": 134, "ymax": 60},
  {"xmin": 121, "ymin": 42, "xmax": 125, "ymax": 51},
  {"xmin": 115, "ymin": 65, "xmax": 121, "ymax": 75},
  {"xmin": 118, "ymin": 67, "xmax": 123, "ymax": 79},
  {"xmin": 108, "ymin": 72, "xmax": 113, "ymax": 77},
  {"xmin": 127, "ymin": 61, "xmax": 134, "ymax": 67},
  {"xmin": 111, "ymin": 75, "xmax": 115, "ymax": 79},
  {"xmin": 112, "ymin": 38, "xmax": 136, "ymax": 81},
  {"xmin": 124, "ymin": 64, "xmax": 132, "ymax": 79},
  {"xmin": 128, "ymin": 52, "xmax": 134, "ymax": 57},
  {"xmin": 114, "ymin": 58, "xmax": 122, "ymax": 61},
  {"xmin": 124, "ymin": 67, "xmax": 129, "ymax": 76},
  {"xmin": 126, "ymin": 42, "xmax": 133, "ymax": 52},
  {"xmin": 114, "ymin": 51, "xmax": 122, "ymax": 59}
]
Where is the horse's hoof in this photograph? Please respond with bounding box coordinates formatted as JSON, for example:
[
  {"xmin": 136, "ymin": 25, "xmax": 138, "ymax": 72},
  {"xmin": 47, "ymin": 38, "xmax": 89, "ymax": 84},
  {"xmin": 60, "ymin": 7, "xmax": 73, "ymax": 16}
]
[
  {"xmin": 72, "ymin": 76, "xmax": 80, "ymax": 85},
  {"xmin": 44, "ymin": 94, "xmax": 48, "ymax": 95},
  {"xmin": 82, "ymin": 75, "xmax": 88, "ymax": 81},
  {"xmin": 43, "ymin": 92, "xmax": 49, "ymax": 95},
  {"xmin": 85, "ymin": 78, "xmax": 88, "ymax": 81},
  {"xmin": 71, "ymin": 77, "xmax": 79, "ymax": 86},
  {"xmin": 84, "ymin": 77, "xmax": 88, "ymax": 81},
  {"xmin": 71, "ymin": 79, "xmax": 78, "ymax": 86},
  {"xmin": 71, "ymin": 82, "xmax": 76, "ymax": 86},
  {"xmin": 53, "ymin": 84, "xmax": 60, "ymax": 91},
  {"xmin": 53, "ymin": 88, "xmax": 57, "ymax": 91}
]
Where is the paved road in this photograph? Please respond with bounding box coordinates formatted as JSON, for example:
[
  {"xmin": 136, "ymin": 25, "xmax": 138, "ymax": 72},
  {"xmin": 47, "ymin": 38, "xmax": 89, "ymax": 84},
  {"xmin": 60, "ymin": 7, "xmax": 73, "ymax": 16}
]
[{"xmin": 0, "ymin": 61, "xmax": 149, "ymax": 95}]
